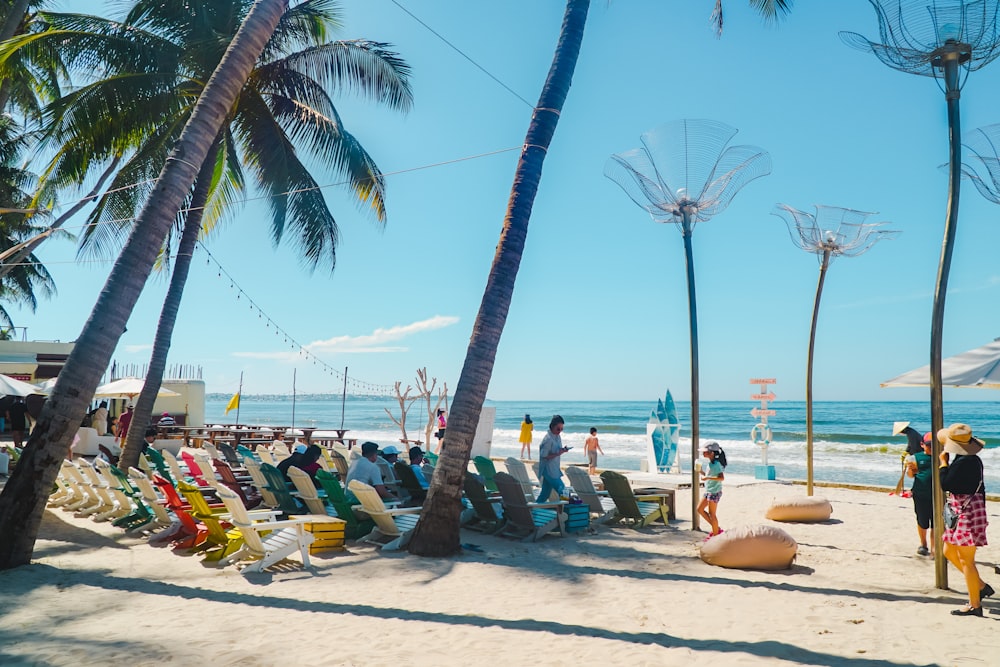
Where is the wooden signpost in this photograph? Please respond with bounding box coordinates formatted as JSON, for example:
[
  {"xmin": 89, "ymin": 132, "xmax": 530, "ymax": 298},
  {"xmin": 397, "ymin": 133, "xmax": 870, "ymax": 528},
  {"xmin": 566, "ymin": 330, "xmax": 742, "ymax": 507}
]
[{"xmin": 750, "ymin": 378, "xmax": 777, "ymax": 480}]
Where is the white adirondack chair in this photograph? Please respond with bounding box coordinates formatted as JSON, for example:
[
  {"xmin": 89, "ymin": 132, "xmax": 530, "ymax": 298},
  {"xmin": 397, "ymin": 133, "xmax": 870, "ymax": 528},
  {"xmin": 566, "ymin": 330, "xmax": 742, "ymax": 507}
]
[
  {"xmin": 347, "ymin": 479, "xmax": 421, "ymax": 551},
  {"xmin": 215, "ymin": 485, "xmax": 313, "ymax": 573}
]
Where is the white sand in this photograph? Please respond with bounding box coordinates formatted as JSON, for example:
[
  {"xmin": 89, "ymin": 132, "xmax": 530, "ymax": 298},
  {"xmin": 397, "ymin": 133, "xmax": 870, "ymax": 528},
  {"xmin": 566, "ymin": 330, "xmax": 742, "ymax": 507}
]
[{"xmin": 1, "ymin": 476, "xmax": 998, "ymax": 666}]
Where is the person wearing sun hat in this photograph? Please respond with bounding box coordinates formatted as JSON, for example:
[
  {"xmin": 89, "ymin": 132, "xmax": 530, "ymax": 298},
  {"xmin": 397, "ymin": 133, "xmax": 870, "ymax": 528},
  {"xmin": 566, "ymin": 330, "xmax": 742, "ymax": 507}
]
[
  {"xmin": 905, "ymin": 432, "xmax": 935, "ymax": 556},
  {"xmin": 892, "ymin": 421, "xmax": 926, "ymax": 497},
  {"xmin": 937, "ymin": 423, "xmax": 992, "ymax": 617}
]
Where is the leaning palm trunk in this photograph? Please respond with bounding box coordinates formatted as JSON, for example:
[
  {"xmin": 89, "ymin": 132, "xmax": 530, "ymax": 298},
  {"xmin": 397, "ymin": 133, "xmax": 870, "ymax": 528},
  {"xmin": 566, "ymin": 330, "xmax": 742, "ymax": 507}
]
[
  {"xmin": 120, "ymin": 141, "xmax": 220, "ymax": 472},
  {"xmin": 407, "ymin": 0, "xmax": 590, "ymax": 557},
  {"xmin": 0, "ymin": 0, "xmax": 289, "ymax": 570}
]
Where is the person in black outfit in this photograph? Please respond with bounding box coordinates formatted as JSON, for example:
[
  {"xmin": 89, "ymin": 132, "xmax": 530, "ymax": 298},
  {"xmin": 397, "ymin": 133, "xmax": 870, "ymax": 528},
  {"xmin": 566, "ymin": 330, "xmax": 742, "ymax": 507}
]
[
  {"xmin": 7, "ymin": 398, "xmax": 27, "ymax": 448},
  {"xmin": 937, "ymin": 423, "xmax": 992, "ymax": 617}
]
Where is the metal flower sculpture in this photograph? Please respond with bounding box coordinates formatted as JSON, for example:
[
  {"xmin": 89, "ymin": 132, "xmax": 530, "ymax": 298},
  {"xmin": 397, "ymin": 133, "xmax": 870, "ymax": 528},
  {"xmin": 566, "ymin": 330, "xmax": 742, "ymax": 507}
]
[
  {"xmin": 606, "ymin": 119, "xmax": 771, "ymax": 528},
  {"xmin": 841, "ymin": 0, "xmax": 1000, "ymax": 588},
  {"xmin": 775, "ymin": 204, "xmax": 899, "ymax": 497},
  {"xmin": 960, "ymin": 122, "xmax": 1000, "ymax": 202}
]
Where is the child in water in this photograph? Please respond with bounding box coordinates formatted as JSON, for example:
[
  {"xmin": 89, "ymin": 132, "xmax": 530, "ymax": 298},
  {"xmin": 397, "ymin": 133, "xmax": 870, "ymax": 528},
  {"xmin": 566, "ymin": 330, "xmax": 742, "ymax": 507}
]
[{"xmin": 697, "ymin": 441, "xmax": 727, "ymax": 538}]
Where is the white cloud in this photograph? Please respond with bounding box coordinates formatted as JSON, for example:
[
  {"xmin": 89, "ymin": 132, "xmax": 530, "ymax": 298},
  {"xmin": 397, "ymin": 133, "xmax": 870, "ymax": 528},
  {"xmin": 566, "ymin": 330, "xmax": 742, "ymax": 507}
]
[
  {"xmin": 233, "ymin": 315, "xmax": 459, "ymax": 360},
  {"xmin": 124, "ymin": 344, "xmax": 153, "ymax": 353}
]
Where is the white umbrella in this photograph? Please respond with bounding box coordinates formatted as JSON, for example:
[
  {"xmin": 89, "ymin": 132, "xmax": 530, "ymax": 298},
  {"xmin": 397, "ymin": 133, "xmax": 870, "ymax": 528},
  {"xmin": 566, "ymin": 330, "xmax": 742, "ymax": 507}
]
[
  {"xmin": 881, "ymin": 338, "xmax": 1000, "ymax": 388},
  {"xmin": 94, "ymin": 377, "xmax": 180, "ymax": 400},
  {"xmin": 0, "ymin": 373, "xmax": 48, "ymax": 397}
]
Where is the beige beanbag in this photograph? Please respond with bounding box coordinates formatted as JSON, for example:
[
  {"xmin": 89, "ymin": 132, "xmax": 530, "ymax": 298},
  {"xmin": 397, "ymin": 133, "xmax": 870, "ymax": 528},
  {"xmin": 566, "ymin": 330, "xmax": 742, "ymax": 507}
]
[
  {"xmin": 765, "ymin": 496, "xmax": 833, "ymax": 522},
  {"xmin": 699, "ymin": 524, "xmax": 798, "ymax": 570}
]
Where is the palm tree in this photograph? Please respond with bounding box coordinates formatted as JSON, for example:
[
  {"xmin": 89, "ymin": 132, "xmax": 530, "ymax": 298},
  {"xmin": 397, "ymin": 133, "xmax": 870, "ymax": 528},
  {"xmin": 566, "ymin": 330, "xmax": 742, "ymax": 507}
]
[
  {"xmin": 0, "ymin": 0, "xmax": 291, "ymax": 570},
  {"xmin": 408, "ymin": 0, "xmax": 792, "ymax": 556},
  {"xmin": 2, "ymin": 0, "xmax": 411, "ymax": 470}
]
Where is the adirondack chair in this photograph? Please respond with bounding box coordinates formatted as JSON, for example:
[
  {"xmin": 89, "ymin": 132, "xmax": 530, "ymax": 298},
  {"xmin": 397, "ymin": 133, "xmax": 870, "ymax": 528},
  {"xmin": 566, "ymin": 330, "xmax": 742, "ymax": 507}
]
[
  {"xmin": 215, "ymin": 485, "xmax": 314, "ymax": 573},
  {"xmin": 95, "ymin": 459, "xmax": 152, "ymax": 531},
  {"xmin": 599, "ymin": 470, "xmax": 672, "ymax": 528},
  {"xmin": 323, "ymin": 448, "xmax": 349, "ymax": 479},
  {"xmin": 217, "ymin": 442, "xmax": 243, "ymax": 469},
  {"xmin": 160, "ymin": 449, "xmax": 189, "ymax": 485},
  {"xmin": 59, "ymin": 463, "xmax": 97, "ymax": 512},
  {"xmin": 181, "ymin": 451, "xmax": 215, "ymax": 487},
  {"xmin": 504, "ymin": 457, "xmax": 538, "ymax": 499},
  {"xmin": 149, "ymin": 474, "xmax": 208, "ymax": 550},
  {"xmin": 176, "ymin": 480, "xmax": 244, "ymax": 561},
  {"xmin": 393, "ymin": 461, "xmax": 427, "ymax": 506},
  {"xmin": 347, "ymin": 479, "xmax": 421, "ymax": 551},
  {"xmin": 75, "ymin": 459, "xmax": 119, "ymax": 520},
  {"xmin": 202, "ymin": 442, "xmax": 223, "ymax": 461},
  {"xmin": 565, "ymin": 466, "xmax": 616, "ymax": 524},
  {"xmin": 243, "ymin": 459, "xmax": 281, "ymax": 509},
  {"xmin": 127, "ymin": 467, "xmax": 175, "ymax": 530},
  {"xmin": 315, "ymin": 470, "xmax": 373, "ymax": 540},
  {"xmin": 423, "ymin": 451, "xmax": 439, "ymax": 466},
  {"xmin": 143, "ymin": 447, "xmax": 173, "ymax": 484},
  {"xmin": 287, "ymin": 466, "xmax": 337, "ymax": 517},
  {"xmin": 259, "ymin": 462, "xmax": 307, "ymax": 515},
  {"xmin": 493, "ymin": 472, "xmax": 566, "ymax": 542},
  {"xmin": 236, "ymin": 444, "xmax": 258, "ymax": 463},
  {"xmin": 212, "ymin": 459, "xmax": 261, "ymax": 509},
  {"xmin": 48, "ymin": 461, "xmax": 81, "ymax": 508},
  {"xmin": 472, "ymin": 456, "xmax": 499, "ymax": 492},
  {"xmin": 462, "ymin": 472, "xmax": 505, "ymax": 534}
]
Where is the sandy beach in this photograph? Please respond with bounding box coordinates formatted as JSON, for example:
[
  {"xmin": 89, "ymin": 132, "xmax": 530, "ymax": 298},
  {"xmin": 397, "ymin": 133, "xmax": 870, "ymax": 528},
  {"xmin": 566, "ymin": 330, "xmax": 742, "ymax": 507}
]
[{"xmin": 1, "ymin": 472, "xmax": 998, "ymax": 667}]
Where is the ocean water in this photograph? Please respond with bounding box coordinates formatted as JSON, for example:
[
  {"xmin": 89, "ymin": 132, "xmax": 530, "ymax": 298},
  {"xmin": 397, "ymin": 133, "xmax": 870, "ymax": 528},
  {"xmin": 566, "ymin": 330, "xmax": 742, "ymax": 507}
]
[{"xmin": 205, "ymin": 397, "xmax": 1000, "ymax": 491}]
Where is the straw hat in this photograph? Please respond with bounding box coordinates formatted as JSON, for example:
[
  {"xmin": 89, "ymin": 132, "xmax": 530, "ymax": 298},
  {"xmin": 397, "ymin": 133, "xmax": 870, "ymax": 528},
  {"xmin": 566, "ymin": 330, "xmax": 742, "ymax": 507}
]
[
  {"xmin": 891, "ymin": 421, "xmax": 910, "ymax": 436},
  {"xmin": 936, "ymin": 423, "xmax": 985, "ymax": 456}
]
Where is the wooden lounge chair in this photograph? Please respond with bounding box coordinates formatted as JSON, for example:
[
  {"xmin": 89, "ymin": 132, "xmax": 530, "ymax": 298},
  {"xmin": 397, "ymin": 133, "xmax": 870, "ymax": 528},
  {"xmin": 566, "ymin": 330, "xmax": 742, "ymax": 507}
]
[
  {"xmin": 323, "ymin": 448, "xmax": 349, "ymax": 479},
  {"xmin": 95, "ymin": 458, "xmax": 151, "ymax": 531},
  {"xmin": 599, "ymin": 470, "xmax": 672, "ymax": 528},
  {"xmin": 177, "ymin": 480, "xmax": 244, "ymax": 561},
  {"xmin": 259, "ymin": 462, "xmax": 306, "ymax": 515},
  {"xmin": 160, "ymin": 449, "xmax": 189, "ymax": 485},
  {"xmin": 60, "ymin": 463, "xmax": 97, "ymax": 512},
  {"xmin": 215, "ymin": 485, "xmax": 313, "ymax": 573},
  {"xmin": 347, "ymin": 479, "xmax": 421, "ymax": 551},
  {"xmin": 472, "ymin": 456, "xmax": 499, "ymax": 492},
  {"xmin": 127, "ymin": 467, "xmax": 175, "ymax": 530},
  {"xmin": 493, "ymin": 472, "xmax": 566, "ymax": 542},
  {"xmin": 243, "ymin": 459, "xmax": 280, "ymax": 509},
  {"xmin": 393, "ymin": 461, "xmax": 427, "ymax": 506},
  {"xmin": 218, "ymin": 442, "xmax": 243, "ymax": 468},
  {"xmin": 565, "ymin": 466, "xmax": 617, "ymax": 524},
  {"xmin": 462, "ymin": 472, "xmax": 505, "ymax": 534},
  {"xmin": 315, "ymin": 470, "xmax": 373, "ymax": 540},
  {"xmin": 504, "ymin": 457, "xmax": 538, "ymax": 499},
  {"xmin": 75, "ymin": 459, "xmax": 120, "ymax": 520},
  {"xmin": 143, "ymin": 447, "xmax": 174, "ymax": 484},
  {"xmin": 287, "ymin": 466, "xmax": 337, "ymax": 517},
  {"xmin": 212, "ymin": 459, "xmax": 261, "ymax": 509}
]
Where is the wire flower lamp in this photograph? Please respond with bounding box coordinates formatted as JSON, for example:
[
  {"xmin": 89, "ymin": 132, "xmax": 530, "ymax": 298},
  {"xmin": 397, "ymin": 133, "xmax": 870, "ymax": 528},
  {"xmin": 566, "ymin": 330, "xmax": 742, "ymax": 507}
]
[
  {"xmin": 841, "ymin": 0, "xmax": 1000, "ymax": 589},
  {"xmin": 605, "ymin": 119, "xmax": 770, "ymax": 529},
  {"xmin": 775, "ymin": 204, "xmax": 899, "ymax": 497}
]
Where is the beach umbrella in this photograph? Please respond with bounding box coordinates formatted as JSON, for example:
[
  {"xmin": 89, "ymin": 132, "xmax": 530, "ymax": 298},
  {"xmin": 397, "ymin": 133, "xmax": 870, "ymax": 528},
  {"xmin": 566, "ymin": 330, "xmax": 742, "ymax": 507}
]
[
  {"xmin": 0, "ymin": 373, "xmax": 48, "ymax": 397},
  {"xmin": 881, "ymin": 338, "xmax": 1000, "ymax": 389},
  {"xmin": 94, "ymin": 377, "xmax": 180, "ymax": 400}
]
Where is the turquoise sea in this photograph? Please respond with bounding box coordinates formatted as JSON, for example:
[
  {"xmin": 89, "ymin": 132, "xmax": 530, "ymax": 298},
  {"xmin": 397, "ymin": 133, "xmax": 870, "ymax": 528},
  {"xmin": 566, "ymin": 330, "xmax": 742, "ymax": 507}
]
[{"xmin": 205, "ymin": 397, "xmax": 1000, "ymax": 491}]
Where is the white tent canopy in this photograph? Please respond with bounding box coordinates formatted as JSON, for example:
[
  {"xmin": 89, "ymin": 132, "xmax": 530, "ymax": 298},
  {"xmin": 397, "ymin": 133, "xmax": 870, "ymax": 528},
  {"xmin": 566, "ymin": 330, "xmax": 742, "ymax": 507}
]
[
  {"xmin": 0, "ymin": 373, "xmax": 48, "ymax": 397},
  {"xmin": 94, "ymin": 377, "xmax": 180, "ymax": 400},
  {"xmin": 881, "ymin": 338, "xmax": 1000, "ymax": 389}
]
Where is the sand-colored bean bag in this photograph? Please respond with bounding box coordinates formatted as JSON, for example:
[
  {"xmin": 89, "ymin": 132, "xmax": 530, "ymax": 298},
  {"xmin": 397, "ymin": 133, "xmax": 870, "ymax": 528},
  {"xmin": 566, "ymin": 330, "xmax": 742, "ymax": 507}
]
[
  {"xmin": 765, "ymin": 496, "xmax": 833, "ymax": 523},
  {"xmin": 699, "ymin": 524, "xmax": 798, "ymax": 570}
]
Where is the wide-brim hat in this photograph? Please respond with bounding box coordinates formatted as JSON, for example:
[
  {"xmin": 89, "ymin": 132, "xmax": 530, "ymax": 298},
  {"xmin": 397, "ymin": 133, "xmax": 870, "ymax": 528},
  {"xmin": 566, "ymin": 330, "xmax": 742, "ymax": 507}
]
[
  {"xmin": 937, "ymin": 423, "xmax": 985, "ymax": 456},
  {"xmin": 891, "ymin": 421, "xmax": 910, "ymax": 436}
]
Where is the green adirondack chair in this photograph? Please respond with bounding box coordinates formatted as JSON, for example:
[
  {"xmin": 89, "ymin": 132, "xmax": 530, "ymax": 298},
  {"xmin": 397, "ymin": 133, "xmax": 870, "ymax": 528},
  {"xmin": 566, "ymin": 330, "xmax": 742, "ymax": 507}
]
[
  {"xmin": 143, "ymin": 447, "xmax": 173, "ymax": 485},
  {"xmin": 462, "ymin": 472, "xmax": 505, "ymax": 534},
  {"xmin": 472, "ymin": 456, "xmax": 499, "ymax": 492},
  {"xmin": 258, "ymin": 462, "xmax": 306, "ymax": 515},
  {"xmin": 599, "ymin": 470, "xmax": 671, "ymax": 528}
]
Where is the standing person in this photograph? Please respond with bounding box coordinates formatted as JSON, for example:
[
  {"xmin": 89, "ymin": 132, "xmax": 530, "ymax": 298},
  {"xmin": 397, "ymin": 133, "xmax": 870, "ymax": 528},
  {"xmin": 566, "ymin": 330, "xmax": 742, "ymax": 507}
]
[
  {"xmin": 435, "ymin": 409, "xmax": 447, "ymax": 453},
  {"xmin": 116, "ymin": 404, "xmax": 134, "ymax": 445},
  {"xmin": 697, "ymin": 442, "xmax": 727, "ymax": 538},
  {"xmin": 892, "ymin": 421, "xmax": 925, "ymax": 497},
  {"xmin": 519, "ymin": 414, "xmax": 534, "ymax": 459},
  {"xmin": 905, "ymin": 432, "xmax": 934, "ymax": 556},
  {"xmin": 92, "ymin": 401, "xmax": 109, "ymax": 435},
  {"xmin": 584, "ymin": 427, "xmax": 604, "ymax": 475},
  {"xmin": 536, "ymin": 415, "xmax": 570, "ymax": 503},
  {"xmin": 7, "ymin": 397, "xmax": 27, "ymax": 448},
  {"xmin": 937, "ymin": 423, "xmax": 993, "ymax": 617}
]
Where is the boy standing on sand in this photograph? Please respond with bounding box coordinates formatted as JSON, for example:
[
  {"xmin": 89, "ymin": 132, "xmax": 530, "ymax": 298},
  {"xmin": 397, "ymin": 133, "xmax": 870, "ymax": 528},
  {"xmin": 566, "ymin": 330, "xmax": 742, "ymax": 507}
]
[
  {"xmin": 905, "ymin": 432, "xmax": 934, "ymax": 556},
  {"xmin": 584, "ymin": 427, "xmax": 604, "ymax": 475}
]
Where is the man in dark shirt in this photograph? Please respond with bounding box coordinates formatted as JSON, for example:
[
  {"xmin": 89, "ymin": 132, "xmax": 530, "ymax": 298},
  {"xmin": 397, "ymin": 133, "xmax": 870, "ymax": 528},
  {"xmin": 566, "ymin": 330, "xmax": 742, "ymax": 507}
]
[{"xmin": 7, "ymin": 398, "xmax": 27, "ymax": 448}]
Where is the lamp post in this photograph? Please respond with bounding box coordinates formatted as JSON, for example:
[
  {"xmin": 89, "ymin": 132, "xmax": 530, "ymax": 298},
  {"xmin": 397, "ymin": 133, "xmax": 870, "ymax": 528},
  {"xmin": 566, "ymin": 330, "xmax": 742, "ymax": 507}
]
[
  {"xmin": 606, "ymin": 119, "xmax": 771, "ymax": 530},
  {"xmin": 774, "ymin": 204, "xmax": 899, "ymax": 496},
  {"xmin": 842, "ymin": 0, "xmax": 1000, "ymax": 588}
]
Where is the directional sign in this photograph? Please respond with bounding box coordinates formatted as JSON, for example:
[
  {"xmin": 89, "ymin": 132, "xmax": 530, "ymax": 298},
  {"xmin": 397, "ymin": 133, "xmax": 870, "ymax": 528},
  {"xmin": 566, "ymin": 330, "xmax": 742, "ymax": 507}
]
[
  {"xmin": 751, "ymin": 392, "xmax": 777, "ymax": 401},
  {"xmin": 750, "ymin": 408, "xmax": 777, "ymax": 417},
  {"xmin": 749, "ymin": 378, "xmax": 777, "ymax": 385}
]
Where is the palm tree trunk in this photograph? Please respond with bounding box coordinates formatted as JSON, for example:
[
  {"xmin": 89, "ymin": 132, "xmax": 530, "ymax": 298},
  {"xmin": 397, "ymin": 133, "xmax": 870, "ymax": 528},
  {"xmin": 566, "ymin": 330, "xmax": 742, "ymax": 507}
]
[
  {"xmin": 0, "ymin": 0, "xmax": 289, "ymax": 570},
  {"xmin": 120, "ymin": 141, "xmax": 220, "ymax": 472},
  {"xmin": 805, "ymin": 250, "xmax": 830, "ymax": 497},
  {"xmin": 681, "ymin": 218, "xmax": 700, "ymax": 530},
  {"xmin": 407, "ymin": 0, "xmax": 590, "ymax": 557},
  {"xmin": 0, "ymin": 157, "xmax": 120, "ymax": 281}
]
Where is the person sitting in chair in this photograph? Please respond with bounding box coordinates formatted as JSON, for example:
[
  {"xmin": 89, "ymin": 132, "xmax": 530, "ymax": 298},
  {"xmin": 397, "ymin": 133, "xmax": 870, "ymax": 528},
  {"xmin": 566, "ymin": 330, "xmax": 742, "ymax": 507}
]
[
  {"xmin": 409, "ymin": 446, "xmax": 430, "ymax": 489},
  {"xmin": 346, "ymin": 441, "xmax": 397, "ymax": 501},
  {"xmin": 278, "ymin": 444, "xmax": 323, "ymax": 488}
]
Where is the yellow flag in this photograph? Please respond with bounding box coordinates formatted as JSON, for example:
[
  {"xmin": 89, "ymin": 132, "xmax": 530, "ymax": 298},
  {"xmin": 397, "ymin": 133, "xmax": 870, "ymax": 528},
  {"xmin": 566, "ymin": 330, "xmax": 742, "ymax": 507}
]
[{"xmin": 225, "ymin": 392, "xmax": 240, "ymax": 414}]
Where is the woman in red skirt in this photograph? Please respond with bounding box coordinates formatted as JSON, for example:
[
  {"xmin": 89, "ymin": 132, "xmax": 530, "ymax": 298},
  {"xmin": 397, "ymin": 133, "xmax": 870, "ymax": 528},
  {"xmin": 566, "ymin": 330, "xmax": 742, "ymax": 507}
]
[{"xmin": 938, "ymin": 423, "xmax": 992, "ymax": 617}]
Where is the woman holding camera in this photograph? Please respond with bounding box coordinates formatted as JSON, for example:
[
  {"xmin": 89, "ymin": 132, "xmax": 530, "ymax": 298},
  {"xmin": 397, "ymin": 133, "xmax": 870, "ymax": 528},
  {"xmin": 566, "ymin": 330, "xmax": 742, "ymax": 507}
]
[{"xmin": 938, "ymin": 423, "xmax": 992, "ymax": 617}]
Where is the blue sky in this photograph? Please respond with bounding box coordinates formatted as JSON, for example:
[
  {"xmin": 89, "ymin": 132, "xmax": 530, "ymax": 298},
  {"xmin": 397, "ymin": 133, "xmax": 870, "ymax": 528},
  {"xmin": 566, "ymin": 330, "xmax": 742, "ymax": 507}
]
[{"xmin": 20, "ymin": 0, "xmax": 1000, "ymax": 402}]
